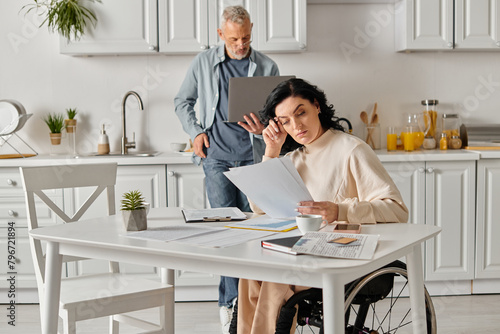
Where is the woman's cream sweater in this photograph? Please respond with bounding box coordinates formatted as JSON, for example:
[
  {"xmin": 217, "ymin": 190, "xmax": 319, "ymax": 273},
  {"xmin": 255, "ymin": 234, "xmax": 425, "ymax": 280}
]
[{"xmin": 255, "ymin": 129, "xmax": 408, "ymax": 224}]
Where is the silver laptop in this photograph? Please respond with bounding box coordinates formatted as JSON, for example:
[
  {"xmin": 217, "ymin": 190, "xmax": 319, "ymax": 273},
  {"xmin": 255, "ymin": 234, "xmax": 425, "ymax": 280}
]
[{"xmin": 226, "ymin": 75, "xmax": 295, "ymax": 123}]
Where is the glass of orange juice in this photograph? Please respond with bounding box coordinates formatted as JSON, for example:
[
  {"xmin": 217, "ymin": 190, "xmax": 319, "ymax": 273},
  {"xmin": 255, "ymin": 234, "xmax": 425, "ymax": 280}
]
[
  {"xmin": 403, "ymin": 127, "xmax": 415, "ymax": 152},
  {"xmin": 387, "ymin": 126, "xmax": 397, "ymax": 151}
]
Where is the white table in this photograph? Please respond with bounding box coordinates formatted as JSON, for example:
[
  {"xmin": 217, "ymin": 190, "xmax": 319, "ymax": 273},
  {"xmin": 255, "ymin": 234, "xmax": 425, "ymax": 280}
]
[{"xmin": 30, "ymin": 207, "xmax": 441, "ymax": 334}]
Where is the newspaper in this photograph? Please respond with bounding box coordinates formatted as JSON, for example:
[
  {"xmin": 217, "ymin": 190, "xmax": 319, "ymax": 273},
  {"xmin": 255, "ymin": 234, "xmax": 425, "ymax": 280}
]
[{"xmin": 291, "ymin": 232, "xmax": 379, "ymax": 260}]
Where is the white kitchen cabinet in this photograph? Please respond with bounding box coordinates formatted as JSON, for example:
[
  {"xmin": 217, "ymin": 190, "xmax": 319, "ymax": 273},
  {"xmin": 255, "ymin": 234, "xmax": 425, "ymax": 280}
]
[
  {"xmin": 158, "ymin": 0, "xmax": 257, "ymax": 53},
  {"xmin": 395, "ymin": 0, "xmax": 500, "ymax": 51},
  {"xmin": 0, "ymin": 168, "xmax": 62, "ymax": 303},
  {"xmin": 255, "ymin": 0, "xmax": 307, "ymax": 52},
  {"xmin": 158, "ymin": 0, "xmax": 306, "ymax": 53},
  {"xmin": 383, "ymin": 160, "xmax": 476, "ymax": 282},
  {"xmin": 475, "ymin": 159, "xmax": 500, "ymax": 279},
  {"xmin": 61, "ymin": 0, "xmax": 306, "ymax": 55},
  {"xmin": 167, "ymin": 163, "xmax": 209, "ymax": 209},
  {"xmin": 60, "ymin": 0, "xmax": 159, "ymax": 55},
  {"xmin": 166, "ymin": 163, "xmax": 219, "ymax": 301},
  {"xmin": 455, "ymin": 0, "xmax": 500, "ymax": 49}
]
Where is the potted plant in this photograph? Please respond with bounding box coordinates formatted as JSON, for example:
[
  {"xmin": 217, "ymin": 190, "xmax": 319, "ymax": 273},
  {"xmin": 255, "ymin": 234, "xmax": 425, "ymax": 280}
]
[
  {"xmin": 43, "ymin": 113, "xmax": 65, "ymax": 145},
  {"xmin": 121, "ymin": 190, "xmax": 147, "ymax": 231},
  {"xmin": 65, "ymin": 108, "xmax": 77, "ymax": 133},
  {"xmin": 22, "ymin": 0, "xmax": 102, "ymax": 41}
]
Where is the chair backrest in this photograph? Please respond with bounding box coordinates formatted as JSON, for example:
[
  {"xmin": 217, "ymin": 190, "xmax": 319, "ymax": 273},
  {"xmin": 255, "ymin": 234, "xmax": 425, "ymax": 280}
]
[{"xmin": 19, "ymin": 163, "xmax": 118, "ymax": 301}]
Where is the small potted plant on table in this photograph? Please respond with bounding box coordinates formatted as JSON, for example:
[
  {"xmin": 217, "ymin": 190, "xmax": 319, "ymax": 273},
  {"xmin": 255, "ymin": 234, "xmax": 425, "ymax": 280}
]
[
  {"xmin": 43, "ymin": 113, "xmax": 65, "ymax": 145},
  {"xmin": 65, "ymin": 108, "xmax": 77, "ymax": 133},
  {"xmin": 121, "ymin": 190, "xmax": 147, "ymax": 231}
]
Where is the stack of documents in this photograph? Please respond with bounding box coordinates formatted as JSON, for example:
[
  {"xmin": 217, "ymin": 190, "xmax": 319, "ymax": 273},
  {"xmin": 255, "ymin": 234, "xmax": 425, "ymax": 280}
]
[
  {"xmin": 223, "ymin": 156, "xmax": 313, "ymax": 219},
  {"xmin": 181, "ymin": 207, "xmax": 246, "ymax": 222}
]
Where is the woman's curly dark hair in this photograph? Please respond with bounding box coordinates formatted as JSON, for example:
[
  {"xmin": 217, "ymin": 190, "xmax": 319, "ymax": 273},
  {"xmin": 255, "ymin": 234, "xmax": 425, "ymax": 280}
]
[{"xmin": 259, "ymin": 78, "xmax": 345, "ymax": 152}]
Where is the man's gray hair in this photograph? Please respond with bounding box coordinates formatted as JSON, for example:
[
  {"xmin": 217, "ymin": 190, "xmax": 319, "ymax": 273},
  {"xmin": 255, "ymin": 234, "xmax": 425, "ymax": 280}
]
[{"xmin": 220, "ymin": 5, "xmax": 251, "ymax": 30}]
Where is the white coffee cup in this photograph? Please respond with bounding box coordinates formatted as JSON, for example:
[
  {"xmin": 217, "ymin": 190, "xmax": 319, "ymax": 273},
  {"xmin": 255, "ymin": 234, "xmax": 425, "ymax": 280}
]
[{"xmin": 296, "ymin": 214, "xmax": 327, "ymax": 235}]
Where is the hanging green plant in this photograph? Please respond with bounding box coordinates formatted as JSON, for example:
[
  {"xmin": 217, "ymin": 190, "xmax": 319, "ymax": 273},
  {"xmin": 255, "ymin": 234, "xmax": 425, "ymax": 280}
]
[{"xmin": 22, "ymin": 0, "xmax": 102, "ymax": 41}]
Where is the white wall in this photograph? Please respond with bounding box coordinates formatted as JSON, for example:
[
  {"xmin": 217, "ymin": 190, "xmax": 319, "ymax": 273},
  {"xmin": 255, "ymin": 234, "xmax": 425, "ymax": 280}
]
[{"xmin": 1, "ymin": 1, "xmax": 500, "ymax": 156}]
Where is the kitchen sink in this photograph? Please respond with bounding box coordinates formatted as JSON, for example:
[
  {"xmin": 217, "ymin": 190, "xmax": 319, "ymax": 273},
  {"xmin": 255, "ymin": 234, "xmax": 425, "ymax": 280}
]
[{"xmin": 81, "ymin": 151, "xmax": 161, "ymax": 157}]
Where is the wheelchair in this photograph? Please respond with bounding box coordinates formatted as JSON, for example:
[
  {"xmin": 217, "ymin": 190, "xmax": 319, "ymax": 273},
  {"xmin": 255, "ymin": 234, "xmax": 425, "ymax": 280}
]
[{"xmin": 231, "ymin": 260, "xmax": 437, "ymax": 334}]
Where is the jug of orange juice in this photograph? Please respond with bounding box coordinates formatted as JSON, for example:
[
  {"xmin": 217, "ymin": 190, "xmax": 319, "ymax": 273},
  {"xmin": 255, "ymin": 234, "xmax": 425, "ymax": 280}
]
[{"xmin": 402, "ymin": 113, "xmax": 427, "ymax": 151}]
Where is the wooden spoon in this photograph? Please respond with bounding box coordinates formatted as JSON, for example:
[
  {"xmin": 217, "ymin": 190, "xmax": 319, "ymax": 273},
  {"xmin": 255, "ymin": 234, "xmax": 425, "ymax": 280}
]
[
  {"xmin": 370, "ymin": 102, "xmax": 378, "ymax": 124},
  {"xmin": 360, "ymin": 111, "xmax": 369, "ymax": 125}
]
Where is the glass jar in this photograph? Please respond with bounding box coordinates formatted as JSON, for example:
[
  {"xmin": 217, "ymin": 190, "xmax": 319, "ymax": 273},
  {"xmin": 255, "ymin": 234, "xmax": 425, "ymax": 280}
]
[
  {"xmin": 449, "ymin": 135, "xmax": 462, "ymax": 149},
  {"xmin": 421, "ymin": 100, "xmax": 438, "ymax": 139},
  {"xmin": 442, "ymin": 114, "xmax": 461, "ymax": 140},
  {"xmin": 364, "ymin": 123, "xmax": 381, "ymax": 150}
]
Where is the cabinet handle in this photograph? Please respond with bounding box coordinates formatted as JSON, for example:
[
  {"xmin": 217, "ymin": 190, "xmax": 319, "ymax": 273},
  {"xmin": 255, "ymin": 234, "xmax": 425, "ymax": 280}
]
[
  {"xmin": 6, "ymin": 178, "xmax": 15, "ymax": 186},
  {"xmin": 447, "ymin": 42, "xmax": 453, "ymax": 48},
  {"xmin": 299, "ymin": 43, "xmax": 306, "ymax": 50},
  {"xmin": 418, "ymin": 167, "xmax": 425, "ymax": 173},
  {"xmin": 496, "ymin": 41, "xmax": 500, "ymax": 47},
  {"xmin": 168, "ymin": 171, "xmax": 175, "ymax": 177},
  {"xmin": 8, "ymin": 210, "xmax": 17, "ymax": 217},
  {"xmin": 200, "ymin": 45, "xmax": 208, "ymax": 50},
  {"xmin": 427, "ymin": 167, "xmax": 434, "ymax": 173},
  {"xmin": 149, "ymin": 45, "xmax": 157, "ymax": 51}
]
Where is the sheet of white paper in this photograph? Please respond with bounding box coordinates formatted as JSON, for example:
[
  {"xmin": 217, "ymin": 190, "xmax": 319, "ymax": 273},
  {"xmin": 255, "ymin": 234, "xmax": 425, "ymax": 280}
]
[
  {"xmin": 226, "ymin": 214, "xmax": 297, "ymax": 232},
  {"xmin": 126, "ymin": 225, "xmax": 224, "ymax": 242},
  {"xmin": 182, "ymin": 207, "xmax": 246, "ymax": 222},
  {"xmin": 291, "ymin": 232, "xmax": 379, "ymax": 260},
  {"xmin": 224, "ymin": 157, "xmax": 313, "ymax": 219},
  {"xmin": 174, "ymin": 229, "xmax": 276, "ymax": 248}
]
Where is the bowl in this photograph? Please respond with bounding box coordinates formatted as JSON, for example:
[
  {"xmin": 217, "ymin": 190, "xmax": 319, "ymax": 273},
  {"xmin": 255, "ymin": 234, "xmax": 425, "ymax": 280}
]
[{"xmin": 170, "ymin": 142, "xmax": 187, "ymax": 152}]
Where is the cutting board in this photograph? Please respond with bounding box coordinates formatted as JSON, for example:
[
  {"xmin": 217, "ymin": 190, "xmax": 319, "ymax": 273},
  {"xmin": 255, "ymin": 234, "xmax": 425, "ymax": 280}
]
[
  {"xmin": 0, "ymin": 153, "xmax": 37, "ymax": 159},
  {"xmin": 464, "ymin": 146, "xmax": 500, "ymax": 150}
]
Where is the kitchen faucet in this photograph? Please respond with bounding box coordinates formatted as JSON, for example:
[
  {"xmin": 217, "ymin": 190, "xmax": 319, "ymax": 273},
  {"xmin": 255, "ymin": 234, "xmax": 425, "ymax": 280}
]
[{"xmin": 121, "ymin": 91, "xmax": 143, "ymax": 155}]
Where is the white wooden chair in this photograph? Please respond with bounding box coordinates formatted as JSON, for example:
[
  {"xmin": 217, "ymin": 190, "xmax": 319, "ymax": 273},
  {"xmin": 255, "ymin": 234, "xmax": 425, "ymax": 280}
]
[{"xmin": 20, "ymin": 163, "xmax": 174, "ymax": 334}]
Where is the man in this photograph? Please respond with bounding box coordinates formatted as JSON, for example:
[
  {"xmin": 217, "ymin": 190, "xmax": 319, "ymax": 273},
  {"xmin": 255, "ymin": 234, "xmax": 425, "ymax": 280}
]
[{"xmin": 174, "ymin": 5, "xmax": 280, "ymax": 334}]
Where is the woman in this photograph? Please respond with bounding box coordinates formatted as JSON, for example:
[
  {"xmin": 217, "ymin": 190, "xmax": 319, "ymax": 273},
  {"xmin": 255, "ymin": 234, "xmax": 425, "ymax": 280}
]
[{"xmin": 237, "ymin": 78, "xmax": 408, "ymax": 334}]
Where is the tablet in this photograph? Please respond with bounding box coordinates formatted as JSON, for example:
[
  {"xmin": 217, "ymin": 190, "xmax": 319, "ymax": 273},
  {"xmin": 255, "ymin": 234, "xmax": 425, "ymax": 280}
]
[{"xmin": 226, "ymin": 75, "xmax": 295, "ymax": 123}]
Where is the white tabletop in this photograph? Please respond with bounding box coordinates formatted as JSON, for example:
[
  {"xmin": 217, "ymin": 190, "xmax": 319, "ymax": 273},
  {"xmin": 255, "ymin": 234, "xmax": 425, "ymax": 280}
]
[{"xmin": 30, "ymin": 207, "xmax": 441, "ymax": 287}]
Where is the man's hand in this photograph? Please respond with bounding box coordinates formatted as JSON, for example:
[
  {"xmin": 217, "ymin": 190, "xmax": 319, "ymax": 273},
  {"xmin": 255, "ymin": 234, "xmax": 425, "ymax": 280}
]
[
  {"xmin": 238, "ymin": 112, "xmax": 265, "ymax": 135},
  {"xmin": 193, "ymin": 133, "xmax": 209, "ymax": 158}
]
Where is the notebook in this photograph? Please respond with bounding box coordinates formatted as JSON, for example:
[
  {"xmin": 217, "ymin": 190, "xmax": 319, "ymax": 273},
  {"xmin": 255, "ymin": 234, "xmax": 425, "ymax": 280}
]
[
  {"xmin": 226, "ymin": 75, "xmax": 295, "ymax": 123},
  {"xmin": 261, "ymin": 235, "xmax": 302, "ymax": 255}
]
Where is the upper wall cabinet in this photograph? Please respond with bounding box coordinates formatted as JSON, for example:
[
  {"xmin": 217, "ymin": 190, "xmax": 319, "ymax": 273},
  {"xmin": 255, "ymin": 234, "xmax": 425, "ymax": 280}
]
[
  {"xmin": 395, "ymin": 0, "xmax": 500, "ymax": 51},
  {"xmin": 256, "ymin": 0, "xmax": 307, "ymax": 52},
  {"xmin": 158, "ymin": 0, "xmax": 257, "ymax": 53},
  {"xmin": 60, "ymin": 0, "xmax": 306, "ymax": 55},
  {"xmin": 157, "ymin": 0, "xmax": 307, "ymax": 53},
  {"xmin": 60, "ymin": 0, "xmax": 159, "ymax": 55}
]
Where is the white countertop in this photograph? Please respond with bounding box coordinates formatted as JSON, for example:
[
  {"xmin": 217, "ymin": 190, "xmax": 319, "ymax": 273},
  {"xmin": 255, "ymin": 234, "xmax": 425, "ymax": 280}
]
[
  {"xmin": 1, "ymin": 148, "xmax": 495, "ymax": 168},
  {"xmin": 0, "ymin": 151, "xmax": 194, "ymax": 167},
  {"xmin": 375, "ymin": 149, "xmax": 480, "ymax": 162}
]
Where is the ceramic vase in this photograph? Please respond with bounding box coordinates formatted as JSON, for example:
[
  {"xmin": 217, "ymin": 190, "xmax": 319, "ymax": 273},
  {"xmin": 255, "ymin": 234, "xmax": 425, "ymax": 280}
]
[{"xmin": 122, "ymin": 209, "xmax": 147, "ymax": 231}]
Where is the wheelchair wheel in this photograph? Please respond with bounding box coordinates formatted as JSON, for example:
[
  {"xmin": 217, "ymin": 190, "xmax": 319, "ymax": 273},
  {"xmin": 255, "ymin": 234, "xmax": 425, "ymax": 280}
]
[
  {"xmin": 275, "ymin": 261, "xmax": 436, "ymax": 334},
  {"xmin": 344, "ymin": 265, "xmax": 437, "ymax": 334}
]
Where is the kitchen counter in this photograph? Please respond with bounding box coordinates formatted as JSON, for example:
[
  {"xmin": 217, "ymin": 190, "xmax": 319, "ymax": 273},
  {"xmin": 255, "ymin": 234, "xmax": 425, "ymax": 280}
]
[
  {"xmin": 0, "ymin": 149, "xmax": 487, "ymax": 167},
  {"xmin": 0, "ymin": 151, "xmax": 194, "ymax": 167},
  {"xmin": 375, "ymin": 149, "xmax": 480, "ymax": 162}
]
